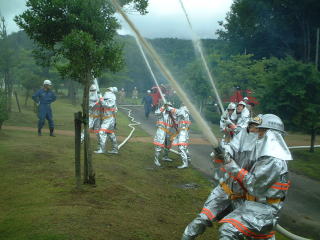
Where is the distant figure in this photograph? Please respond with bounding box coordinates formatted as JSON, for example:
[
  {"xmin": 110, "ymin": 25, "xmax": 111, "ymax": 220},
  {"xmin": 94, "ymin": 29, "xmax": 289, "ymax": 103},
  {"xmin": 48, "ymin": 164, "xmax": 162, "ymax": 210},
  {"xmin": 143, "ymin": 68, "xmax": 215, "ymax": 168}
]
[
  {"xmin": 119, "ymin": 88, "xmax": 126, "ymax": 104},
  {"xmin": 132, "ymin": 87, "xmax": 138, "ymax": 104},
  {"xmin": 32, "ymin": 79, "xmax": 56, "ymax": 137},
  {"xmin": 142, "ymin": 90, "xmax": 153, "ymax": 119}
]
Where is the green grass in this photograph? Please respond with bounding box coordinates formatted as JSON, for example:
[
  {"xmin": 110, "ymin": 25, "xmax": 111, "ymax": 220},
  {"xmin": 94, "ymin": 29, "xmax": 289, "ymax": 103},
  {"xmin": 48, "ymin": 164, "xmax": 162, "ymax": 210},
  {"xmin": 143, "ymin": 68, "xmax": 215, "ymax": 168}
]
[
  {"xmin": 0, "ymin": 129, "xmax": 290, "ymax": 240},
  {"xmin": 289, "ymin": 148, "xmax": 320, "ymax": 181},
  {"xmin": 6, "ymin": 97, "xmax": 148, "ymax": 137}
]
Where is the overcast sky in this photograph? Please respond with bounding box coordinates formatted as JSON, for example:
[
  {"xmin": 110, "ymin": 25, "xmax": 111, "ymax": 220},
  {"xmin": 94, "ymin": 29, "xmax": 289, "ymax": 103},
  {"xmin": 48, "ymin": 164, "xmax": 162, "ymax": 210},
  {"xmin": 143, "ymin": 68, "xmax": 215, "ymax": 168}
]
[{"xmin": 0, "ymin": 0, "xmax": 232, "ymax": 39}]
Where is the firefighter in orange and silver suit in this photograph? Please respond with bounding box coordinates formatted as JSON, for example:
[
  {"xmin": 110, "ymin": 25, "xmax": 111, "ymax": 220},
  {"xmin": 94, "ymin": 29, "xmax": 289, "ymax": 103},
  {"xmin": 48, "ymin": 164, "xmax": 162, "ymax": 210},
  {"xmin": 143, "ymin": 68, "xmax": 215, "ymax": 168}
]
[
  {"xmin": 153, "ymin": 102, "xmax": 177, "ymax": 166},
  {"xmin": 95, "ymin": 87, "xmax": 118, "ymax": 154},
  {"xmin": 181, "ymin": 116, "xmax": 262, "ymax": 239},
  {"xmin": 171, "ymin": 105, "xmax": 191, "ymax": 169}
]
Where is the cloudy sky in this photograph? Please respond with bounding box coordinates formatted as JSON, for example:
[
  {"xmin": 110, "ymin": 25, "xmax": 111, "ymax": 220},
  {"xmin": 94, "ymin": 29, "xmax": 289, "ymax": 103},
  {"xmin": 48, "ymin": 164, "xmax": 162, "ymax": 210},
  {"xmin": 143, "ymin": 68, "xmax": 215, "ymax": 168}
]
[{"xmin": 0, "ymin": 0, "xmax": 232, "ymax": 39}]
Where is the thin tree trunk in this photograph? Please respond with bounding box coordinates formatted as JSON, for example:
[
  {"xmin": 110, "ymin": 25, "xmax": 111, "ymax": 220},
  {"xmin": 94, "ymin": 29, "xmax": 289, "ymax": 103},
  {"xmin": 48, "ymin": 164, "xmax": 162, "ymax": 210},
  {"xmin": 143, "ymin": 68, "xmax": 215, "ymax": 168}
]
[
  {"xmin": 74, "ymin": 111, "xmax": 82, "ymax": 188},
  {"xmin": 14, "ymin": 91, "xmax": 21, "ymax": 113},
  {"xmin": 307, "ymin": 23, "xmax": 311, "ymax": 62},
  {"xmin": 4, "ymin": 70, "xmax": 12, "ymax": 113},
  {"xmin": 25, "ymin": 89, "xmax": 30, "ymax": 107},
  {"xmin": 82, "ymin": 73, "xmax": 95, "ymax": 185},
  {"xmin": 310, "ymin": 128, "xmax": 316, "ymax": 153}
]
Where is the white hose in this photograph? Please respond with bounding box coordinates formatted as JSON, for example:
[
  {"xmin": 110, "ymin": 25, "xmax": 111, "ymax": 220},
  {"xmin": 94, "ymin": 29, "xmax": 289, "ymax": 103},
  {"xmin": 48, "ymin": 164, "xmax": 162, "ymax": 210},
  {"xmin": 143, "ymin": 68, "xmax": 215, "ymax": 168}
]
[
  {"xmin": 275, "ymin": 224, "xmax": 311, "ymax": 240},
  {"xmin": 289, "ymin": 145, "xmax": 320, "ymax": 149},
  {"xmin": 117, "ymin": 106, "xmax": 141, "ymax": 149}
]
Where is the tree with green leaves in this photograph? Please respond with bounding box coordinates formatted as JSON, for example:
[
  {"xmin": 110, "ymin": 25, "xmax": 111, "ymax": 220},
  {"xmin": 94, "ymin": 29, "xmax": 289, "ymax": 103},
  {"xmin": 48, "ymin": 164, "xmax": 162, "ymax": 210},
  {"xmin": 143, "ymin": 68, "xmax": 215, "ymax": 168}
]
[
  {"xmin": 0, "ymin": 16, "xmax": 17, "ymax": 113},
  {"xmin": 217, "ymin": 0, "xmax": 320, "ymax": 62},
  {"xmin": 15, "ymin": 0, "xmax": 148, "ymax": 184},
  {"xmin": 259, "ymin": 56, "xmax": 320, "ymax": 152}
]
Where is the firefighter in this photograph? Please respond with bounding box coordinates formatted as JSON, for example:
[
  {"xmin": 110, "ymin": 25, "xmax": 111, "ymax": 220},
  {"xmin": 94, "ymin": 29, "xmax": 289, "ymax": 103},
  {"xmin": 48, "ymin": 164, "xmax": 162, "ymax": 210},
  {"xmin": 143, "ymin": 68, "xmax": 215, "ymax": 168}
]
[
  {"xmin": 95, "ymin": 87, "xmax": 118, "ymax": 154},
  {"xmin": 81, "ymin": 83, "xmax": 101, "ymax": 143},
  {"xmin": 230, "ymin": 101, "xmax": 250, "ymax": 134},
  {"xmin": 219, "ymin": 114, "xmax": 291, "ymax": 239},
  {"xmin": 32, "ymin": 79, "xmax": 57, "ymax": 136},
  {"xmin": 153, "ymin": 102, "xmax": 177, "ymax": 166},
  {"xmin": 181, "ymin": 116, "xmax": 262, "ymax": 239},
  {"xmin": 220, "ymin": 102, "xmax": 237, "ymax": 141},
  {"xmin": 171, "ymin": 105, "xmax": 191, "ymax": 169}
]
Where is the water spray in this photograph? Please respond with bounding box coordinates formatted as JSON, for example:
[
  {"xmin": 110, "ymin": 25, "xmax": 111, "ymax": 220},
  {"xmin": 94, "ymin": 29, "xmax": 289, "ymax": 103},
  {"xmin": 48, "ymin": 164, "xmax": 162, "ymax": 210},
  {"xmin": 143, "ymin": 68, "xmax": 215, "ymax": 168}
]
[
  {"xmin": 111, "ymin": 0, "xmax": 219, "ymax": 147},
  {"xmin": 178, "ymin": 0, "xmax": 224, "ymax": 113},
  {"xmin": 134, "ymin": 38, "xmax": 166, "ymax": 103}
]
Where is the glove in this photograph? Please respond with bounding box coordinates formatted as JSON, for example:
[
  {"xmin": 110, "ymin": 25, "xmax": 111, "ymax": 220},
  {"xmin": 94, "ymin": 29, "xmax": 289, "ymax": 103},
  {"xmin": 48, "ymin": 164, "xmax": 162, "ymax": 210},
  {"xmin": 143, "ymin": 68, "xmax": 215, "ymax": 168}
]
[{"xmin": 213, "ymin": 143, "xmax": 225, "ymax": 160}]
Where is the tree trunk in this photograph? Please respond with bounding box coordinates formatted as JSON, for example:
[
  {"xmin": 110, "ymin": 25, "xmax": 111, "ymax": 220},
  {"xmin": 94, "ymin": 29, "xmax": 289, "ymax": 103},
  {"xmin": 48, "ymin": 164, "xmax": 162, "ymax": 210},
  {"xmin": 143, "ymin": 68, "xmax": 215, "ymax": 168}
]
[
  {"xmin": 74, "ymin": 111, "xmax": 82, "ymax": 188},
  {"xmin": 307, "ymin": 23, "xmax": 311, "ymax": 62},
  {"xmin": 25, "ymin": 89, "xmax": 30, "ymax": 107},
  {"xmin": 14, "ymin": 91, "xmax": 21, "ymax": 113},
  {"xmin": 310, "ymin": 128, "xmax": 316, "ymax": 153},
  {"xmin": 4, "ymin": 70, "xmax": 12, "ymax": 113},
  {"xmin": 82, "ymin": 74, "xmax": 95, "ymax": 184}
]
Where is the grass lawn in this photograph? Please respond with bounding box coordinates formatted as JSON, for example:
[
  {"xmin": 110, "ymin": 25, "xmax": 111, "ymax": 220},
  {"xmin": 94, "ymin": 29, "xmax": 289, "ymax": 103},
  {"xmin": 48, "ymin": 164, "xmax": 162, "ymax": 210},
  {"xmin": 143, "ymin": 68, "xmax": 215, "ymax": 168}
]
[
  {"xmin": 0, "ymin": 128, "xmax": 290, "ymax": 240},
  {"xmin": 289, "ymin": 148, "xmax": 320, "ymax": 181}
]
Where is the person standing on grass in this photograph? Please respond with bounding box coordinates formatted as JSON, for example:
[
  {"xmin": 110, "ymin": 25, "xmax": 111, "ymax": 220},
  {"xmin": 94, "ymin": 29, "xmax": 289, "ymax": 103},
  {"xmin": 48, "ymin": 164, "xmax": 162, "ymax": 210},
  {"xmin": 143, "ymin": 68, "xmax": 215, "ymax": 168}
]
[
  {"xmin": 132, "ymin": 86, "xmax": 138, "ymax": 104},
  {"xmin": 142, "ymin": 90, "xmax": 153, "ymax": 119},
  {"xmin": 32, "ymin": 79, "xmax": 56, "ymax": 137}
]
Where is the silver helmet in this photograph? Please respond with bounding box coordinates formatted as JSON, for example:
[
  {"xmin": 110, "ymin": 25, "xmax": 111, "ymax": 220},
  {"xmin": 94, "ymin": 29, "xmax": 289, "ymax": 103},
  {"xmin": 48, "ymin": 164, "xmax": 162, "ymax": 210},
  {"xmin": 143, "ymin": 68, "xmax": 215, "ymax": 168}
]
[
  {"xmin": 256, "ymin": 114, "xmax": 284, "ymax": 132},
  {"xmin": 89, "ymin": 84, "xmax": 97, "ymax": 91},
  {"xmin": 227, "ymin": 102, "xmax": 236, "ymax": 110}
]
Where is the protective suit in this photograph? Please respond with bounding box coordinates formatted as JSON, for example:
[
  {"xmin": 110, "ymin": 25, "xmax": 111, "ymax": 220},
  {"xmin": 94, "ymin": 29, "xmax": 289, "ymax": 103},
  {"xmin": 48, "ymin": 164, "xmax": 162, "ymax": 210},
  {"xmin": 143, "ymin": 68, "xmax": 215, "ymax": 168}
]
[
  {"xmin": 32, "ymin": 80, "xmax": 57, "ymax": 136},
  {"xmin": 219, "ymin": 114, "xmax": 292, "ymax": 239},
  {"xmin": 230, "ymin": 101, "xmax": 250, "ymax": 134},
  {"xmin": 81, "ymin": 84, "xmax": 101, "ymax": 143},
  {"xmin": 95, "ymin": 88, "xmax": 118, "ymax": 154},
  {"xmin": 182, "ymin": 125, "xmax": 259, "ymax": 240},
  {"xmin": 171, "ymin": 105, "xmax": 191, "ymax": 169},
  {"xmin": 220, "ymin": 102, "xmax": 237, "ymax": 141},
  {"xmin": 153, "ymin": 103, "xmax": 177, "ymax": 166}
]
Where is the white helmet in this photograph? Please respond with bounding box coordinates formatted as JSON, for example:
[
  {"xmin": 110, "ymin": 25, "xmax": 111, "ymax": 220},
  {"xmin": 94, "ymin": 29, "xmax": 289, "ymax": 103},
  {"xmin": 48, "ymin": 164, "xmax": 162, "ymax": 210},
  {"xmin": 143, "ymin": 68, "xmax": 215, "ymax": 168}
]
[
  {"xmin": 238, "ymin": 101, "xmax": 246, "ymax": 106},
  {"xmin": 256, "ymin": 114, "xmax": 285, "ymax": 133},
  {"xmin": 243, "ymin": 97, "xmax": 249, "ymax": 101},
  {"xmin": 43, "ymin": 79, "xmax": 52, "ymax": 86},
  {"xmin": 89, "ymin": 84, "xmax": 97, "ymax": 91},
  {"xmin": 227, "ymin": 102, "xmax": 236, "ymax": 110},
  {"xmin": 107, "ymin": 87, "xmax": 117, "ymax": 93},
  {"xmin": 165, "ymin": 101, "xmax": 172, "ymax": 106},
  {"xmin": 147, "ymin": 90, "xmax": 151, "ymax": 93}
]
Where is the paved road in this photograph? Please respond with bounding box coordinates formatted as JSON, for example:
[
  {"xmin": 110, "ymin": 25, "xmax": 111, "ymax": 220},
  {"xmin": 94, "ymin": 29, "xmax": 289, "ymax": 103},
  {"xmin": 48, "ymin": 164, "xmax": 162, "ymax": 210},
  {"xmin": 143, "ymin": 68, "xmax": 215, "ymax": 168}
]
[{"xmin": 122, "ymin": 105, "xmax": 320, "ymax": 239}]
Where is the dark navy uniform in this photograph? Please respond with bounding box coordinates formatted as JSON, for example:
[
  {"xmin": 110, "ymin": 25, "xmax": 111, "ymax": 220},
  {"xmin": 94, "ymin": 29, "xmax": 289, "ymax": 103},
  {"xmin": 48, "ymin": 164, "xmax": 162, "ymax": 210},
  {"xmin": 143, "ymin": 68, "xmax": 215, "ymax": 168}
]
[{"xmin": 32, "ymin": 88, "xmax": 56, "ymax": 130}]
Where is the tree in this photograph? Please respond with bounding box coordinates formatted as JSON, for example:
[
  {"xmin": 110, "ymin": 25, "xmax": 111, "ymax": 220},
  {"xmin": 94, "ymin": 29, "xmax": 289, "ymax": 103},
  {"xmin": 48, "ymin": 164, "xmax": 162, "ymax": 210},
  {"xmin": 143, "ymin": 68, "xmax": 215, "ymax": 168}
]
[
  {"xmin": 15, "ymin": 0, "xmax": 148, "ymax": 184},
  {"xmin": 217, "ymin": 0, "xmax": 320, "ymax": 62},
  {"xmin": 0, "ymin": 16, "xmax": 17, "ymax": 113},
  {"xmin": 259, "ymin": 57, "xmax": 320, "ymax": 152}
]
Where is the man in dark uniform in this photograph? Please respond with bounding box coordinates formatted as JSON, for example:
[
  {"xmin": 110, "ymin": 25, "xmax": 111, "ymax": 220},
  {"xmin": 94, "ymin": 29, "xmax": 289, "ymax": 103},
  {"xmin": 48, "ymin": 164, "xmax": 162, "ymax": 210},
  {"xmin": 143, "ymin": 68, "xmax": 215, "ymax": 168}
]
[{"xmin": 32, "ymin": 79, "xmax": 57, "ymax": 136}]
